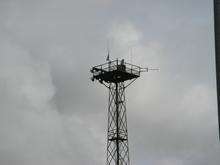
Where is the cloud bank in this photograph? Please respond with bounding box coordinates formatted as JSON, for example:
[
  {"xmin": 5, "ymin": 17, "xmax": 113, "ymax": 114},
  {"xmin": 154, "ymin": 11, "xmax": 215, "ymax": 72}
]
[{"xmin": 0, "ymin": 0, "xmax": 219, "ymax": 165}]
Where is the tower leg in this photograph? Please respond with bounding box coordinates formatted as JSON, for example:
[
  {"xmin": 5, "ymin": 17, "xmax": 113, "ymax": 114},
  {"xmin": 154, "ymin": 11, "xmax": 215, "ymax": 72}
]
[{"xmin": 107, "ymin": 82, "xmax": 130, "ymax": 165}]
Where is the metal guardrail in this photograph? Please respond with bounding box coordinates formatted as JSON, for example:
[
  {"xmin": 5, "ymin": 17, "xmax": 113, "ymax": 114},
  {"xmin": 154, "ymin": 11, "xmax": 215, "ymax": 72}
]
[{"xmin": 92, "ymin": 59, "xmax": 141, "ymax": 77}]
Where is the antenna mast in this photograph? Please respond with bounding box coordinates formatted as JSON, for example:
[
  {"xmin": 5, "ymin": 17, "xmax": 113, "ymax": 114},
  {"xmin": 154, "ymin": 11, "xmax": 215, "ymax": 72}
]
[{"xmin": 90, "ymin": 58, "xmax": 157, "ymax": 164}]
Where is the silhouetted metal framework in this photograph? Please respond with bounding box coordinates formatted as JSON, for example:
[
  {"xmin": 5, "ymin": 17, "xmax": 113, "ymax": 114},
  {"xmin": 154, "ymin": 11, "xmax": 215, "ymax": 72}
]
[
  {"xmin": 214, "ymin": 0, "xmax": 220, "ymax": 138},
  {"xmin": 107, "ymin": 82, "xmax": 129, "ymax": 164},
  {"xmin": 90, "ymin": 59, "xmax": 154, "ymax": 165},
  {"xmin": 91, "ymin": 59, "xmax": 158, "ymax": 165}
]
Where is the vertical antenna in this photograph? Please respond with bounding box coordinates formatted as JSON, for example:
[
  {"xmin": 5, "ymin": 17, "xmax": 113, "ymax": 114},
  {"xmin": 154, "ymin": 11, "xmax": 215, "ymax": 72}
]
[
  {"xmin": 106, "ymin": 40, "xmax": 110, "ymax": 61},
  {"xmin": 130, "ymin": 46, "xmax": 133, "ymax": 64}
]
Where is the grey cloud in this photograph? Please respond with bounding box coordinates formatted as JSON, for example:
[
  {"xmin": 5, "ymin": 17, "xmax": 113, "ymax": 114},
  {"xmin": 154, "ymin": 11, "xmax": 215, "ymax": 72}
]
[{"xmin": 0, "ymin": 0, "xmax": 219, "ymax": 165}]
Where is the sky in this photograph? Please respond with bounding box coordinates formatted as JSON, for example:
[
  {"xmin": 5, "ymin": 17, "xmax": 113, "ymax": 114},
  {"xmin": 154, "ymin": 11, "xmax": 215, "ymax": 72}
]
[{"xmin": 0, "ymin": 0, "xmax": 219, "ymax": 164}]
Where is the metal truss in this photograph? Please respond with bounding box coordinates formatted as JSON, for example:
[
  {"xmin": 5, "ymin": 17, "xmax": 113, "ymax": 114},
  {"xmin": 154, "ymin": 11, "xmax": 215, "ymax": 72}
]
[
  {"xmin": 90, "ymin": 59, "xmax": 154, "ymax": 164},
  {"xmin": 107, "ymin": 82, "xmax": 130, "ymax": 165}
]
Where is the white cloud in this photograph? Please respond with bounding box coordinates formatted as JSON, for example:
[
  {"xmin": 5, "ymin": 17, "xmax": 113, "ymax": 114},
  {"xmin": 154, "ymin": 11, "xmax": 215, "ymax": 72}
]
[
  {"xmin": 0, "ymin": 0, "xmax": 219, "ymax": 164},
  {"xmin": 107, "ymin": 22, "xmax": 142, "ymax": 59},
  {"xmin": 0, "ymin": 37, "xmax": 103, "ymax": 165},
  {"xmin": 107, "ymin": 21, "xmax": 161, "ymax": 68},
  {"xmin": 108, "ymin": 21, "xmax": 141, "ymax": 47}
]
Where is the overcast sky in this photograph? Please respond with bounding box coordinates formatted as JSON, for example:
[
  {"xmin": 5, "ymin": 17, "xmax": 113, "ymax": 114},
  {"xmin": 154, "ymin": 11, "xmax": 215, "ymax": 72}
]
[{"xmin": 0, "ymin": 0, "xmax": 219, "ymax": 164}]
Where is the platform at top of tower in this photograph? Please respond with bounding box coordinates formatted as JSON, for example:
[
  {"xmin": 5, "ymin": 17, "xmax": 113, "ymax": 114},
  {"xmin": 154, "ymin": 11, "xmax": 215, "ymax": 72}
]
[{"xmin": 91, "ymin": 59, "xmax": 141, "ymax": 83}]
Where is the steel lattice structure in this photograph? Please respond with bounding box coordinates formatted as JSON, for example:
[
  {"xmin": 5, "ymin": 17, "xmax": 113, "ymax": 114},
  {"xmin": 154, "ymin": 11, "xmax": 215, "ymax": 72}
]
[
  {"xmin": 90, "ymin": 59, "xmax": 154, "ymax": 165},
  {"xmin": 107, "ymin": 82, "xmax": 129, "ymax": 164}
]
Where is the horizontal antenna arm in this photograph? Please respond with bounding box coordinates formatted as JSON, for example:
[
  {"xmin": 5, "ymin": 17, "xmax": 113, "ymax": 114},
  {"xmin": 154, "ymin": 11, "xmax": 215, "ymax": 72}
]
[{"xmin": 140, "ymin": 68, "xmax": 159, "ymax": 72}]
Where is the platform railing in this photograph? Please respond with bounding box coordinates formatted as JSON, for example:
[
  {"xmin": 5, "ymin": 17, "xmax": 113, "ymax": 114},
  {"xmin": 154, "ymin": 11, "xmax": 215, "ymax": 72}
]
[{"xmin": 92, "ymin": 59, "xmax": 141, "ymax": 77}]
